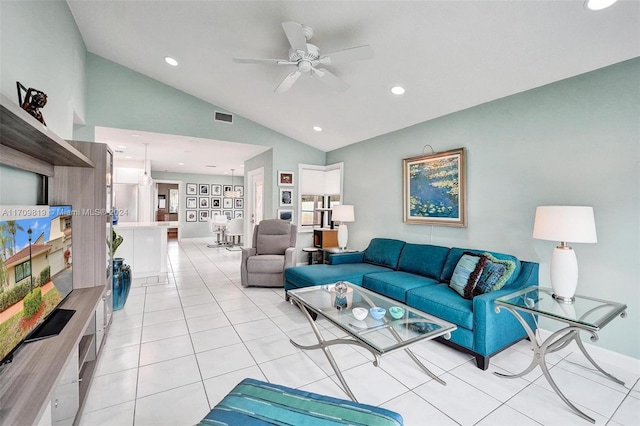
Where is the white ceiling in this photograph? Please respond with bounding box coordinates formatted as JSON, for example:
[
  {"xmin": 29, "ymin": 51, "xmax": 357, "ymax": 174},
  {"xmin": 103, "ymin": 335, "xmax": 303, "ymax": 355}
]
[{"xmin": 68, "ymin": 1, "xmax": 640, "ymax": 175}]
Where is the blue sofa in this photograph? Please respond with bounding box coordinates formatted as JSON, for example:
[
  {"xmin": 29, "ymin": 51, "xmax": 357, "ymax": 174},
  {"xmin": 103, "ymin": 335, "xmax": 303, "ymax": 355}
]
[{"xmin": 284, "ymin": 238, "xmax": 538, "ymax": 370}]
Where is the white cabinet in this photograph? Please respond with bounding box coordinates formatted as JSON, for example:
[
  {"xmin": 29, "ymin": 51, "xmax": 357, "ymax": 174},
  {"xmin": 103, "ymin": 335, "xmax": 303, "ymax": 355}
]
[{"xmin": 51, "ymin": 350, "xmax": 79, "ymax": 425}]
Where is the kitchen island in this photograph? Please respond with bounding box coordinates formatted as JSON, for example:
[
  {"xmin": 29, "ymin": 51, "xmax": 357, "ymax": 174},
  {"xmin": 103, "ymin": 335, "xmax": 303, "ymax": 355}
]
[{"xmin": 113, "ymin": 221, "xmax": 180, "ymax": 278}]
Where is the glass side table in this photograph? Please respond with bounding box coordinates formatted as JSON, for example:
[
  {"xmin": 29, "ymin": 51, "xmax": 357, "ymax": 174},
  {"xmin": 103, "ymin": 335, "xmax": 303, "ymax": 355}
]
[{"xmin": 495, "ymin": 286, "xmax": 627, "ymax": 423}]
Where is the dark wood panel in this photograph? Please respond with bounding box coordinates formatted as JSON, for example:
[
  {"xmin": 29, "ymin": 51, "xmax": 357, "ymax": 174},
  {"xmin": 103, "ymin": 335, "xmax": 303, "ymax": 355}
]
[{"xmin": 0, "ymin": 94, "xmax": 94, "ymax": 168}]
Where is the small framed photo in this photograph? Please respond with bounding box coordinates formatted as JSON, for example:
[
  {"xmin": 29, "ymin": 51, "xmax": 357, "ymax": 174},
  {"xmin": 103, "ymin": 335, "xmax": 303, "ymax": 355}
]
[
  {"xmin": 211, "ymin": 197, "xmax": 221, "ymax": 208},
  {"xmin": 234, "ymin": 198, "xmax": 244, "ymax": 209},
  {"xmin": 186, "ymin": 197, "xmax": 197, "ymax": 209},
  {"xmin": 186, "ymin": 183, "xmax": 197, "ymax": 195},
  {"xmin": 211, "ymin": 209, "xmax": 222, "ymax": 218},
  {"xmin": 222, "ymin": 210, "xmax": 233, "ymax": 220},
  {"xmin": 278, "ymin": 171, "xmax": 294, "ymax": 187},
  {"xmin": 211, "ymin": 184, "xmax": 222, "ymax": 196},
  {"xmin": 198, "ymin": 210, "xmax": 209, "ymax": 222},
  {"xmin": 277, "ymin": 209, "xmax": 294, "ymax": 222},
  {"xmin": 279, "ymin": 189, "xmax": 293, "ymax": 206},
  {"xmin": 199, "ymin": 184, "xmax": 209, "ymax": 195},
  {"xmin": 199, "ymin": 197, "xmax": 209, "ymax": 208},
  {"xmin": 186, "ymin": 210, "xmax": 197, "ymax": 222},
  {"xmin": 234, "ymin": 185, "xmax": 244, "ymax": 197},
  {"xmin": 223, "ymin": 185, "xmax": 232, "ymax": 194},
  {"xmin": 234, "ymin": 210, "xmax": 243, "ymax": 218},
  {"xmin": 223, "ymin": 198, "xmax": 233, "ymax": 209}
]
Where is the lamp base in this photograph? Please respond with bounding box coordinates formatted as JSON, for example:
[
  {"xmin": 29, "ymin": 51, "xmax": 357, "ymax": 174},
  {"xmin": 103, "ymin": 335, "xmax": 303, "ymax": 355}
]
[
  {"xmin": 550, "ymin": 244, "xmax": 578, "ymax": 304},
  {"xmin": 552, "ymin": 293, "xmax": 576, "ymax": 304},
  {"xmin": 337, "ymin": 223, "xmax": 349, "ymax": 250}
]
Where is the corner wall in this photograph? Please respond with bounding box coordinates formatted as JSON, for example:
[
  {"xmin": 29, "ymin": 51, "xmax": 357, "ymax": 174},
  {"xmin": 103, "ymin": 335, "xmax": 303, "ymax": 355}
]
[{"xmin": 328, "ymin": 58, "xmax": 640, "ymax": 359}]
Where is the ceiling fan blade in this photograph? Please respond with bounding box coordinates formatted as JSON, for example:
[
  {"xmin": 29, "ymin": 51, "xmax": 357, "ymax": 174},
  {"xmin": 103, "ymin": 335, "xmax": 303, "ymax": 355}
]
[
  {"xmin": 233, "ymin": 57, "xmax": 294, "ymax": 65},
  {"xmin": 320, "ymin": 45, "xmax": 374, "ymax": 65},
  {"xmin": 312, "ymin": 68, "xmax": 349, "ymax": 92},
  {"xmin": 275, "ymin": 70, "xmax": 302, "ymax": 93},
  {"xmin": 281, "ymin": 21, "xmax": 308, "ymax": 54}
]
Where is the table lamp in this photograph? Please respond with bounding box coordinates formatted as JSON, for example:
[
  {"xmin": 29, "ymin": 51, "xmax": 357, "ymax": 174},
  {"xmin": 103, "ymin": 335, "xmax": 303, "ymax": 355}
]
[
  {"xmin": 532, "ymin": 206, "xmax": 597, "ymax": 303},
  {"xmin": 332, "ymin": 205, "xmax": 355, "ymax": 250}
]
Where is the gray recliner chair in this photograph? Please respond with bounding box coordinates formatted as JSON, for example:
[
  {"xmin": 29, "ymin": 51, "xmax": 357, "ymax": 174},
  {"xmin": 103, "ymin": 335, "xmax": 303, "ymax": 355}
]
[{"xmin": 241, "ymin": 219, "xmax": 297, "ymax": 287}]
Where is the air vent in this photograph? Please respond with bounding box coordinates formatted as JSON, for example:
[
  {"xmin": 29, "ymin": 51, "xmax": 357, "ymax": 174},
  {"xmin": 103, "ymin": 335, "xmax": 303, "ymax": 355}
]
[{"xmin": 214, "ymin": 111, "xmax": 233, "ymax": 123}]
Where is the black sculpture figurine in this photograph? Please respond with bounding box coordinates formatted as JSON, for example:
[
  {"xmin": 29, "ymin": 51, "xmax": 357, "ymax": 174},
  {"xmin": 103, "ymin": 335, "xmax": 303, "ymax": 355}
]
[{"xmin": 17, "ymin": 82, "xmax": 47, "ymax": 125}]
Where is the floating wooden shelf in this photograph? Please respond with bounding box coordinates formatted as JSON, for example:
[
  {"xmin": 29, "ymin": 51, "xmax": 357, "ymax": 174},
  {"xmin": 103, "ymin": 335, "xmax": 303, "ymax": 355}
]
[{"xmin": 0, "ymin": 94, "xmax": 94, "ymax": 170}]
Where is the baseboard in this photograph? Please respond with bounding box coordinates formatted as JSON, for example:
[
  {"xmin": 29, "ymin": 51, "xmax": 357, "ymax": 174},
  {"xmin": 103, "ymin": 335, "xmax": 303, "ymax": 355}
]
[{"xmin": 538, "ymin": 328, "xmax": 640, "ymax": 372}]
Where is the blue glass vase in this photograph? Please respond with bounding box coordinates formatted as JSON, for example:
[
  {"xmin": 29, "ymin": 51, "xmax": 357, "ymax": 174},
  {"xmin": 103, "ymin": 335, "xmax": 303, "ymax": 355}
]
[{"xmin": 113, "ymin": 257, "xmax": 131, "ymax": 310}]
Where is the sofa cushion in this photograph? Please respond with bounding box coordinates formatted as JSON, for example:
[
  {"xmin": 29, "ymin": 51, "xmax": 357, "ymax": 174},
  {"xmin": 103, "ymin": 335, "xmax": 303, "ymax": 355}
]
[
  {"xmin": 406, "ymin": 284, "xmax": 474, "ymax": 330},
  {"xmin": 441, "ymin": 247, "xmax": 521, "ymax": 286},
  {"xmin": 448, "ymin": 253, "xmax": 483, "ymax": 297},
  {"xmin": 284, "ymin": 263, "xmax": 393, "ymax": 289},
  {"xmin": 256, "ymin": 220, "xmax": 293, "ymax": 255},
  {"xmin": 396, "ymin": 243, "xmax": 450, "ymax": 280},
  {"xmin": 363, "ymin": 271, "xmax": 439, "ymax": 303},
  {"xmin": 467, "ymin": 252, "xmax": 517, "ymax": 296},
  {"xmin": 199, "ymin": 378, "xmax": 404, "ymax": 426},
  {"xmin": 362, "ymin": 238, "xmax": 406, "ymax": 269},
  {"xmin": 247, "ymin": 255, "xmax": 285, "ymax": 274}
]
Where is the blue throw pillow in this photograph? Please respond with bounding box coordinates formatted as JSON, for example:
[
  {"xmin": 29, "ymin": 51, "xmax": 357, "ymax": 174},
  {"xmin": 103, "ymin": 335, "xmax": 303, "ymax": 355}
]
[
  {"xmin": 449, "ymin": 253, "xmax": 482, "ymax": 297},
  {"xmin": 468, "ymin": 252, "xmax": 516, "ymax": 296}
]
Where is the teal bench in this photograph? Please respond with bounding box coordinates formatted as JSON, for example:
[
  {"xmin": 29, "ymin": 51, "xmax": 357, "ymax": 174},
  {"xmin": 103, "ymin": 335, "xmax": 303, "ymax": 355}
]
[{"xmin": 198, "ymin": 378, "xmax": 403, "ymax": 425}]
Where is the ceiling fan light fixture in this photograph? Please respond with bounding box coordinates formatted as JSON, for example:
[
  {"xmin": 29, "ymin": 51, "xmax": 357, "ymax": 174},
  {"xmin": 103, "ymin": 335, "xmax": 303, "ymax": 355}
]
[
  {"xmin": 164, "ymin": 56, "xmax": 178, "ymax": 66},
  {"xmin": 391, "ymin": 86, "xmax": 406, "ymax": 95},
  {"xmin": 585, "ymin": 0, "xmax": 618, "ymax": 10}
]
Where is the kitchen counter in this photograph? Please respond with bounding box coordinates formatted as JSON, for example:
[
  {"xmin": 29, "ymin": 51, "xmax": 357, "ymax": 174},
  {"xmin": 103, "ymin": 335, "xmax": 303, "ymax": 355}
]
[{"xmin": 113, "ymin": 222, "xmax": 177, "ymax": 277}]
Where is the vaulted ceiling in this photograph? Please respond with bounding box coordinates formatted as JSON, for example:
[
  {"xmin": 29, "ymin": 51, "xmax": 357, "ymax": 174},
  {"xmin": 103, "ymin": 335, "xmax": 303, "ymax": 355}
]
[{"xmin": 67, "ymin": 1, "xmax": 640, "ymax": 174}]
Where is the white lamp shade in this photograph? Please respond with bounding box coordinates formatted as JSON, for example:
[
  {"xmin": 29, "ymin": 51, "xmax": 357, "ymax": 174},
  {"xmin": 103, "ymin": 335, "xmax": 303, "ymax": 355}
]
[
  {"xmin": 533, "ymin": 206, "xmax": 597, "ymax": 243},
  {"xmin": 332, "ymin": 205, "xmax": 355, "ymax": 223}
]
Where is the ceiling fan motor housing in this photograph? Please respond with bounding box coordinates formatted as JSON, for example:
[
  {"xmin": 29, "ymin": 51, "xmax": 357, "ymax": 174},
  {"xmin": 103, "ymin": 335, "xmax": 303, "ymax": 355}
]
[{"xmin": 289, "ymin": 43, "xmax": 320, "ymax": 73}]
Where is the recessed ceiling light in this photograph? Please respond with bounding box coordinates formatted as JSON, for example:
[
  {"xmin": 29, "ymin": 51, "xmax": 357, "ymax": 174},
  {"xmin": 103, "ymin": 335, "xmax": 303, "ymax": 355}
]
[
  {"xmin": 117, "ymin": 145, "xmax": 127, "ymax": 149},
  {"xmin": 585, "ymin": 0, "xmax": 618, "ymax": 10},
  {"xmin": 313, "ymin": 126, "xmax": 322, "ymax": 132},
  {"xmin": 391, "ymin": 86, "xmax": 405, "ymax": 95},
  {"xmin": 131, "ymin": 134, "xmax": 140, "ymax": 137},
  {"xmin": 125, "ymin": 156, "xmax": 132, "ymax": 159},
  {"xmin": 164, "ymin": 56, "xmax": 178, "ymax": 66},
  {"xmin": 178, "ymin": 162, "xmax": 184, "ymax": 166}
]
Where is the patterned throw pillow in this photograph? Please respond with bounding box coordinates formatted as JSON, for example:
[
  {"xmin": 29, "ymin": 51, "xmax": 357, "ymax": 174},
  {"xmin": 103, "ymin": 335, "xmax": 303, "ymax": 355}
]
[
  {"xmin": 449, "ymin": 253, "xmax": 482, "ymax": 297},
  {"xmin": 467, "ymin": 252, "xmax": 517, "ymax": 297}
]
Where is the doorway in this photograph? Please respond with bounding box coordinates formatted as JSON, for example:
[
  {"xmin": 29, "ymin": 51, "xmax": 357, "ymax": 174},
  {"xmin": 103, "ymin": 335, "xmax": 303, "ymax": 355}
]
[
  {"xmin": 155, "ymin": 180, "xmax": 181, "ymax": 239},
  {"xmin": 246, "ymin": 167, "xmax": 264, "ymax": 245}
]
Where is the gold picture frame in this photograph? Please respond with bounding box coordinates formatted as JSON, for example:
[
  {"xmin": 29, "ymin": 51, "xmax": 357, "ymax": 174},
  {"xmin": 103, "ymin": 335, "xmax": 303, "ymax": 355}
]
[{"xmin": 403, "ymin": 148, "xmax": 466, "ymax": 227}]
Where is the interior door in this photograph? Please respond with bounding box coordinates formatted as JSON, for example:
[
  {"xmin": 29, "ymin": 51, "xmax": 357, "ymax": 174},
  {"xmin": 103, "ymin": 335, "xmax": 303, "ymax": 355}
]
[{"xmin": 246, "ymin": 167, "xmax": 264, "ymax": 245}]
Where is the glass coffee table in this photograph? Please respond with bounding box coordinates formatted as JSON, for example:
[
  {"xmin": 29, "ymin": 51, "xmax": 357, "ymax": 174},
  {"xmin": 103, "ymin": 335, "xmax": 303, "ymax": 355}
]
[
  {"xmin": 495, "ymin": 286, "xmax": 627, "ymax": 423},
  {"xmin": 287, "ymin": 283, "xmax": 456, "ymax": 402}
]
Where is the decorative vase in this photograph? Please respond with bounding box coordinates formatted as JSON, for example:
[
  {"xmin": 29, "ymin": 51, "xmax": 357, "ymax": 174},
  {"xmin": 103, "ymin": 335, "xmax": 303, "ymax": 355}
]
[{"xmin": 112, "ymin": 257, "xmax": 131, "ymax": 310}]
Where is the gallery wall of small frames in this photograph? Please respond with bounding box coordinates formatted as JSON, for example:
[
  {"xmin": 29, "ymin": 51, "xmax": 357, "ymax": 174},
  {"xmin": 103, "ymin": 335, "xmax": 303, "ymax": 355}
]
[{"xmin": 185, "ymin": 182, "xmax": 244, "ymax": 222}]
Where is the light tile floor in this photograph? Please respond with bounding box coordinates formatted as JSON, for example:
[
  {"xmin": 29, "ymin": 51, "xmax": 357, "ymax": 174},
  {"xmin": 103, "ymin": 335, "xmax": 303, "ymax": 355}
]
[{"xmin": 80, "ymin": 238, "xmax": 640, "ymax": 426}]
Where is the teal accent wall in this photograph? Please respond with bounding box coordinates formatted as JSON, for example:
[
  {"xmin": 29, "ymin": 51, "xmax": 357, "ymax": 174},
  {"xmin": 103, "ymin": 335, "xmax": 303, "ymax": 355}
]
[
  {"xmin": 0, "ymin": 1, "xmax": 86, "ymax": 140},
  {"xmin": 327, "ymin": 58, "xmax": 640, "ymax": 359},
  {"xmin": 0, "ymin": 165, "xmax": 42, "ymax": 204}
]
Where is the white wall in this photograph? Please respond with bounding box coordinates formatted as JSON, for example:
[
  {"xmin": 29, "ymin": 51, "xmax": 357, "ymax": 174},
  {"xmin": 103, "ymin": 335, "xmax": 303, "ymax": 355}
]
[{"xmin": 328, "ymin": 58, "xmax": 640, "ymax": 359}]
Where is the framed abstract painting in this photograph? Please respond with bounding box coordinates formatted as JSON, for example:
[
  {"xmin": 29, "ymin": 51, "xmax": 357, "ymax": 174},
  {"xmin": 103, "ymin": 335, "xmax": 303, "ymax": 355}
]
[{"xmin": 403, "ymin": 148, "xmax": 466, "ymax": 227}]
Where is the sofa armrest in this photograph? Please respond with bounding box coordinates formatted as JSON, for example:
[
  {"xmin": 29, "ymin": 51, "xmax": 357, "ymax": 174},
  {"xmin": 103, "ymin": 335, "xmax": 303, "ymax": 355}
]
[
  {"xmin": 328, "ymin": 252, "xmax": 364, "ymax": 265},
  {"xmin": 472, "ymin": 261, "xmax": 539, "ymax": 355}
]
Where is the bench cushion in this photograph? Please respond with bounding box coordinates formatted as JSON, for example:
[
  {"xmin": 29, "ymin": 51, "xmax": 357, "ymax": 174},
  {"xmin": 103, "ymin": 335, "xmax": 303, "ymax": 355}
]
[{"xmin": 199, "ymin": 378, "xmax": 404, "ymax": 426}]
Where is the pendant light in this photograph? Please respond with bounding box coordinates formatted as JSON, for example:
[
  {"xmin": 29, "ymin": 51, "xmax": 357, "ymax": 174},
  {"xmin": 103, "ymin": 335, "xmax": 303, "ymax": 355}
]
[
  {"xmin": 224, "ymin": 168, "xmax": 241, "ymax": 198},
  {"xmin": 140, "ymin": 142, "xmax": 152, "ymax": 186}
]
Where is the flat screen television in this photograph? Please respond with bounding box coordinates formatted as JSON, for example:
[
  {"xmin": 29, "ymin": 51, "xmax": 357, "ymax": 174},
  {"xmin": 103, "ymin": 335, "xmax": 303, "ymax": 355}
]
[{"xmin": 0, "ymin": 205, "xmax": 74, "ymax": 365}]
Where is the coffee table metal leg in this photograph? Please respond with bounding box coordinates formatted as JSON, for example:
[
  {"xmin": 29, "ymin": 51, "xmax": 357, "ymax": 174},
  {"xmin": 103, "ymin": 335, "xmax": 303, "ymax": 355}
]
[
  {"xmin": 289, "ymin": 298, "xmax": 361, "ymax": 402},
  {"xmin": 403, "ymin": 348, "xmax": 446, "ymax": 385}
]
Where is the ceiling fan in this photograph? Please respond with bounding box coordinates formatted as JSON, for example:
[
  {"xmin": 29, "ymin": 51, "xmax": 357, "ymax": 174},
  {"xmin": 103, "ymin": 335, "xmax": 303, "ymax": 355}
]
[{"xmin": 233, "ymin": 21, "xmax": 374, "ymax": 93}]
